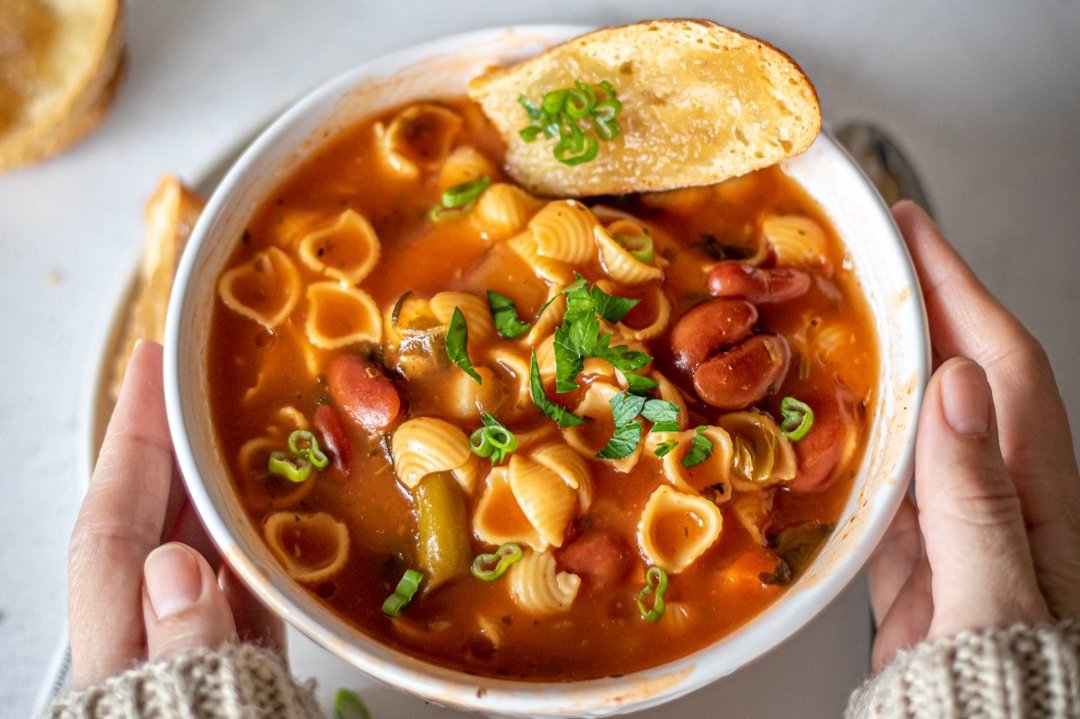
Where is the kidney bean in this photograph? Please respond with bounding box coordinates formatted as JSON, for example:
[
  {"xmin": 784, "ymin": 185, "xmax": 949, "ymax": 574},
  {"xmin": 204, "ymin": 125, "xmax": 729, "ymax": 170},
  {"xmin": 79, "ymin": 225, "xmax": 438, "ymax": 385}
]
[
  {"xmin": 313, "ymin": 403, "xmax": 351, "ymax": 472},
  {"xmin": 790, "ymin": 387, "xmax": 858, "ymax": 493},
  {"xmin": 556, "ymin": 530, "xmax": 633, "ymax": 592},
  {"xmin": 707, "ymin": 261, "xmax": 811, "ymax": 303},
  {"xmin": 326, "ymin": 355, "xmax": 402, "ymax": 430},
  {"xmin": 693, "ymin": 334, "xmax": 791, "ymax": 410},
  {"xmin": 669, "ymin": 298, "xmax": 758, "ymax": 372}
]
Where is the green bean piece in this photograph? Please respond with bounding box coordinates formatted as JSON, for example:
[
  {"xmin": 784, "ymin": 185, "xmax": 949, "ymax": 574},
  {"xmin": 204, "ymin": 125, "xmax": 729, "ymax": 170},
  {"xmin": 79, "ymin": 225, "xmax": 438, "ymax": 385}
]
[{"xmin": 414, "ymin": 471, "xmax": 471, "ymax": 591}]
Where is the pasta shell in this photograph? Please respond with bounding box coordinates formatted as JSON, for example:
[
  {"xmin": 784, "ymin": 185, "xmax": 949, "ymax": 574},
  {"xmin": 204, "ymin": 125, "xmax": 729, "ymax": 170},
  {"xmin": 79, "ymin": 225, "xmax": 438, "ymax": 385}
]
[
  {"xmin": 638, "ymin": 185, "xmax": 716, "ymax": 212},
  {"xmin": 373, "ymin": 102, "xmax": 462, "ymax": 180},
  {"xmin": 717, "ymin": 411, "xmax": 798, "ymax": 491},
  {"xmin": 443, "ymin": 365, "xmax": 499, "ymax": 423},
  {"xmin": 218, "ymin": 247, "xmax": 301, "ymax": 329},
  {"xmin": 595, "ymin": 226, "xmax": 663, "ymax": 285},
  {"xmin": 268, "ymin": 209, "xmax": 323, "ymax": 249},
  {"xmin": 489, "ymin": 348, "xmax": 532, "ymax": 421},
  {"xmin": 594, "ymin": 279, "xmax": 671, "ymax": 341},
  {"xmin": 534, "ymin": 334, "xmax": 616, "ymax": 387},
  {"xmin": 529, "ymin": 200, "xmax": 596, "ymax": 265},
  {"xmin": 471, "ymin": 183, "xmax": 544, "ymax": 241},
  {"xmin": 525, "ymin": 291, "xmax": 564, "ymax": 346},
  {"xmin": 508, "ymin": 550, "xmax": 581, "ymax": 614},
  {"xmin": 429, "ymin": 291, "xmax": 495, "ymax": 345},
  {"xmin": 392, "ymin": 417, "xmax": 478, "ymax": 494},
  {"xmin": 650, "ymin": 426, "xmax": 734, "ymax": 499},
  {"xmin": 438, "ymin": 145, "xmax": 496, "ymax": 189},
  {"xmin": 237, "ymin": 437, "xmax": 315, "ymax": 511},
  {"xmin": 731, "ymin": 490, "xmax": 774, "ymax": 546},
  {"xmin": 565, "ymin": 381, "xmax": 642, "ymax": 474},
  {"xmin": 761, "ymin": 214, "xmax": 829, "ymax": 271},
  {"xmin": 507, "ymin": 455, "xmax": 577, "ymax": 549},
  {"xmin": 304, "ymin": 282, "xmax": 382, "ymax": 349},
  {"xmin": 652, "ymin": 372, "xmax": 689, "ymax": 431},
  {"xmin": 813, "ymin": 319, "xmax": 855, "ymax": 366},
  {"xmin": 297, "ymin": 209, "xmax": 381, "ymax": 284},
  {"xmin": 530, "ymin": 442, "xmax": 593, "ymax": 512},
  {"xmin": 637, "ymin": 485, "xmax": 724, "ymax": 574},
  {"xmin": 263, "ymin": 511, "xmax": 350, "ymax": 584},
  {"xmin": 472, "ymin": 466, "xmax": 545, "ymax": 551}
]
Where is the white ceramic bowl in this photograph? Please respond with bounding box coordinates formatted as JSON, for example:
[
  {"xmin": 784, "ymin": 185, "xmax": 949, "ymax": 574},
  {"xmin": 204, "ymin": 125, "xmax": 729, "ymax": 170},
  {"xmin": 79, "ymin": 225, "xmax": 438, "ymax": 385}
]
[{"xmin": 164, "ymin": 24, "xmax": 929, "ymax": 718}]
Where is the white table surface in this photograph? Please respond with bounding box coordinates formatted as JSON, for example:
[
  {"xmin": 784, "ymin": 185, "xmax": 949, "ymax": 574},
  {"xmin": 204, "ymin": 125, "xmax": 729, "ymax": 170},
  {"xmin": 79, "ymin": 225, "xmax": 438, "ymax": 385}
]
[{"xmin": 2, "ymin": 1, "xmax": 1079, "ymax": 717}]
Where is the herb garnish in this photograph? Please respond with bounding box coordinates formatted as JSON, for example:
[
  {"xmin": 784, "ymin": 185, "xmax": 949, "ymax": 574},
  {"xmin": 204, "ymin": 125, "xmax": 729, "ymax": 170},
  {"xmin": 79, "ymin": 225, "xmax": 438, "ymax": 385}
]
[
  {"xmin": 681, "ymin": 426, "xmax": 714, "ymax": 469},
  {"xmin": 596, "ymin": 391, "xmax": 681, "ymax": 459},
  {"xmin": 445, "ymin": 307, "xmax": 482, "ymax": 383},
  {"xmin": 486, "ymin": 290, "xmax": 531, "ymax": 339},
  {"xmin": 528, "ymin": 351, "xmax": 583, "ymax": 427},
  {"xmin": 469, "ymin": 413, "xmax": 518, "ymax": 465},
  {"xmin": 519, "ymin": 80, "xmax": 622, "ymax": 166},
  {"xmin": 431, "ymin": 176, "xmax": 492, "ymax": 221}
]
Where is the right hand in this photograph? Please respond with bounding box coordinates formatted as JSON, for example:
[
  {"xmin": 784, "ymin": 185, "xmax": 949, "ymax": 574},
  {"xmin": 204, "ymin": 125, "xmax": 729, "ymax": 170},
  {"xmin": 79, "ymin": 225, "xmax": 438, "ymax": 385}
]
[{"xmin": 868, "ymin": 201, "xmax": 1080, "ymax": 671}]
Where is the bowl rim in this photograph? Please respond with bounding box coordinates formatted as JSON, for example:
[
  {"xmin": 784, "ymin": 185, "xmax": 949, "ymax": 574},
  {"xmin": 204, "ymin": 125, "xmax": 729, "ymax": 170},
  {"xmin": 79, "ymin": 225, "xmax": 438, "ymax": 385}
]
[{"xmin": 164, "ymin": 23, "xmax": 929, "ymax": 717}]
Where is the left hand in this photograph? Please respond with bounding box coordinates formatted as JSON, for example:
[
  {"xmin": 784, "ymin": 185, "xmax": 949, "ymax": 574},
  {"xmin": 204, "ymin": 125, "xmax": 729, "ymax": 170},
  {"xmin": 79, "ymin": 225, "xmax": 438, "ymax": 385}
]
[{"xmin": 67, "ymin": 341, "xmax": 283, "ymax": 688}]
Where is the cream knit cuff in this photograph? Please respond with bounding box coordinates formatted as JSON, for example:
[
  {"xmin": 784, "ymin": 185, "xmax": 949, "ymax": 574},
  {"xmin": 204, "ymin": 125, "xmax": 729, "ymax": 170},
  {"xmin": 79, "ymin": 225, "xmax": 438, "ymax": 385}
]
[
  {"xmin": 846, "ymin": 620, "xmax": 1080, "ymax": 719},
  {"xmin": 46, "ymin": 643, "xmax": 323, "ymax": 719}
]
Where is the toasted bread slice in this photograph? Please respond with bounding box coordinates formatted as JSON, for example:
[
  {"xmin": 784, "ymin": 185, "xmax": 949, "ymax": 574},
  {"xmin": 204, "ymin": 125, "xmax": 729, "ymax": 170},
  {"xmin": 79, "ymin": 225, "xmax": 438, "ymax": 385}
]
[
  {"xmin": 469, "ymin": 19, "xmax": 821, "ymax": 197},
  {"xmin": 109, "ymin": 175, "xmax": 205, "ymax": 401},
  {"xmin": 0, "ymin": 0, "xmax": 124, "ymax": 171}
]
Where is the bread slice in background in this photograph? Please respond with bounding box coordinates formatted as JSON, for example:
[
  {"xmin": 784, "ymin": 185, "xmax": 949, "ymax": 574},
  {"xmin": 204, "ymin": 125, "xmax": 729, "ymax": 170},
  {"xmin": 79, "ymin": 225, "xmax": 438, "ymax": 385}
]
[
  {"xmin": 109, "ymin": 175, "xmax": 205, "ymax": 402},
  {"xmin": 469, "ymin": 19, "xmax": 821, "ymax": 197},
  {"xmin": 0, "ymin": 0, "xmax": 124, "ymax": 171}
]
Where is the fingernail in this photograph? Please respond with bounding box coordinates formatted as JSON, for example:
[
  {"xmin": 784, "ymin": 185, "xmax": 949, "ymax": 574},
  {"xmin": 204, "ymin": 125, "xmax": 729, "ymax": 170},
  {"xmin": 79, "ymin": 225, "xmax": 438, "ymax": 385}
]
[
  {"xmin": 145, "ymin": 544, "xmax": 203, "ymax": 619},
  {"xmin": 940, "ymin": 359, "xmax": 990, "ymax": 435}
]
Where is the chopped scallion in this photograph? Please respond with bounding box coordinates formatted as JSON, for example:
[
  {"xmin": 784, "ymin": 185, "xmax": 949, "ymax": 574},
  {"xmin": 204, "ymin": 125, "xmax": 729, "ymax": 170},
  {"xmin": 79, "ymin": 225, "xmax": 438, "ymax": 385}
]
[
  {"xmin": 268, "ymin": 450, "xmax": 312, "ymax": 483},
  {"xmin": 471, "ymin": 542, "xmax": 523, "ymax": 581},
  {"xmin": 780, "ymin": 396, "xmax": 815, "ymax": 441},
  {"xmin": 333, "ymin": 688, "xmax": 372, "ymax": 719},
  {"xmin": 469, "ymin": 413, "xmax": 518, "ymax": 465},
  {"xmin": 636, "ymin": 565, "xmax": 668, "ymax": 621},
  {"xmin": 381, "ymin": 569, "xmax": 423, "ymax": 618},
  {"xmin": 614, "ymin": 233, "xmax": 654, "ymax": 264}
]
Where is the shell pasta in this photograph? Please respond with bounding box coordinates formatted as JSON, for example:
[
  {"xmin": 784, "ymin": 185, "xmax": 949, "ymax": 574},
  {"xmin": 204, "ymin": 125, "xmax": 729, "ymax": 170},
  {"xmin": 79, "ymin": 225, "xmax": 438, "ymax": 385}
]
[{"xmin": 207, "ymin": 97, "xmax": 878, "ymax": 681}]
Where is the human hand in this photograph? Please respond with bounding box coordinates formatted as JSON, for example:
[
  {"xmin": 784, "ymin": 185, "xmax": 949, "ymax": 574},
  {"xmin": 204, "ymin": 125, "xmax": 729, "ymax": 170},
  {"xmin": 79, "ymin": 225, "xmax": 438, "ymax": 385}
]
[
  {"xmin": 68, "ymin": 341, "xmax": 283, "ymax": 688},
  {"xmin": 867, "ymin": 201, "xmax": 1080, "ymax": 671}
]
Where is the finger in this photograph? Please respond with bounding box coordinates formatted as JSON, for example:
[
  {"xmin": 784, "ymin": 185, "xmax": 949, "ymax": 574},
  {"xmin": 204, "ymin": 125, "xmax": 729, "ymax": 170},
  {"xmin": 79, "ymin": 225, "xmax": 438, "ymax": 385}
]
[
  {"xmin": 894, "ymin": 201, "xmax": 1080, "ymax": 617},
  {"xmin": 69, "ymin": 341, "xmax": 173, "ymax": 688},
  {"xmin": 219, "ymin": 564, "xmax": 286, "ymax": 657},
  {"xmin": 916, "ymin": 358, "xmax": 1051, "ymax": 639},
  {"xmin": 871, "ymin": 555, "xmax": 932, "ymax": 672},
  {"xmin": 868, "ymin": 496, "xmax": 920, "ymax": 626},
  {"xmin": 143, "ymin": 543, "xmax": 237, "ymax": 662},
  {"xmin": 167, "ymin": 496, "xmax": 222, "ymax": 570}
]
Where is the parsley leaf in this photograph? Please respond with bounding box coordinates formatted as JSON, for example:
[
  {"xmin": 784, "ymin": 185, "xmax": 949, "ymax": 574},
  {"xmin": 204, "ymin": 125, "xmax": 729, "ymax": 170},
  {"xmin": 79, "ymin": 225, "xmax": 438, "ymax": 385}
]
[
  {"xmin": 624, "ymin": 372, "xmax": 659, "ymax": 394},
  {"xmin": 681, "ymin": 426, "xmax": 714, "ymax": 468},
  {"xmin": 486, "ymin": 290, "xmax": 531, "ymax": 339},
  {"xmin": 445, "ymin": 307, "xmax": 481, "ymax": 383},
  {"xmin": 597, "ymin": 421, "xmax": 642, "ymax": 459},
  {"xmin": 654, "ymin": 439, "xmax": 678, "ymax": 458},
  {"xmin": 553, "ymin": 323, "xmax": 585, "ymax": 393},
  {"xmin": 610, "ymin": 391, "xmax": 647, "ymax": 426},
  {"xmin": 641, "ymin": 399, "xmax": 680, "ymax": 433},
  {"xmin": 528, "ymin": 351, "xmax": 583, "ymax": 427},
  {"xmin": 591, "ymin": 285, "xmax": 639, "ymax": 323}
]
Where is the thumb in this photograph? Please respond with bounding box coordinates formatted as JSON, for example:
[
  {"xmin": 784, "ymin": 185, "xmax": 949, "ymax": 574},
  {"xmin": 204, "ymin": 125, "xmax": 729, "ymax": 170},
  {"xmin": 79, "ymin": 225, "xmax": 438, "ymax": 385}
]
[
  {"xmin": 916, "ymin": 357, "xmax": 1050, "ymax": 640},
  {"xmin": 142, "ymin": 543, "xmax": 237, "ymax": 662}
]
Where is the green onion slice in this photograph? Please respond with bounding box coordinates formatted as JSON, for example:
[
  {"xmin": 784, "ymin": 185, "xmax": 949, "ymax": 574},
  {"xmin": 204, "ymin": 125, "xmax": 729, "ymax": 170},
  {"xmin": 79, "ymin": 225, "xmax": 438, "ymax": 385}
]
[
  {"xmin": 333, "ymin": 688, "xmax": 372, "ymax": 719},
  {"xmin": 780, "ymin": 396, "xmax": 815, "ymax": 441},
  {"xmin": 471, "ymin": 542, "xmax": 523, "ymax": 581},
  {"xmin": 268, "ymin": 450, "xmax": 312, "ymax": 483},
  {"xmin": 469, "ymin": 413, "xmax": 519, "ymax": 465},
  {"xmin": 287, "ymin": 429, "xmax": 329, "ymax": 468},
  {"xmin": 614, "ymin": 234, "xmax": 654, "ymax": 264},
  {"xmin": 440, "ymin": 175, "xmax": 492, "ymax": 209},
  {"xmin": 636, "ymin": 565, "xmax": 669, "ymax": 621},
  {"xmin": 381, "ymin": 568, "xmax": 424, "ymax": 618},
  {"xmin": 519, "ymin": 79, "xmax": 621, "ymax": 165}
]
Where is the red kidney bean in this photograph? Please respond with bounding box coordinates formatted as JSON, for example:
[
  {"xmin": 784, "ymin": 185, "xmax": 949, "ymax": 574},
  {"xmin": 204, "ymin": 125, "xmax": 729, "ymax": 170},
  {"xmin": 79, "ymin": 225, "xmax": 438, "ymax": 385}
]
[
  {"xmin": 707, "ymin": 261, "xmax": 811, "ymax": 303},
  {"xmin": 693, "ymin": 334, "xmax": 791, "ymax": 410},
  {"xmin": 556, "ymin": 530, "xmax": 633, "ymax": 592},
  {"xmin": 790, "ymin": 387, "xmax": 858, "ymax": 493},
  {"xmin": 314, "ymin": 403, "xmax": 351, "ymax": 472},
  {"xmin": 326, "ymin": 355, "xmax": 402, "ymax": 430},
  {"xmin": 669, "ymin": 298, "xmax": 758, "ymax": 372}
]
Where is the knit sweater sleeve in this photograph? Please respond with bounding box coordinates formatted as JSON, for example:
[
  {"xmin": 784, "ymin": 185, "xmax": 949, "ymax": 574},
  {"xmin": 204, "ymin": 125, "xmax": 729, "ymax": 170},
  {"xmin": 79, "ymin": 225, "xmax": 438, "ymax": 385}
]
[
  {"xmin": 846, "ymin": 620, "xmax": 1080, "ymax": 719},
  {"xmin": 46, "ymin": 643, "xmax": 323, "ymax": 719}
]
